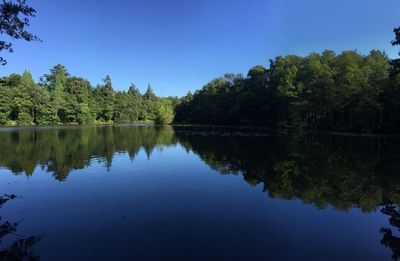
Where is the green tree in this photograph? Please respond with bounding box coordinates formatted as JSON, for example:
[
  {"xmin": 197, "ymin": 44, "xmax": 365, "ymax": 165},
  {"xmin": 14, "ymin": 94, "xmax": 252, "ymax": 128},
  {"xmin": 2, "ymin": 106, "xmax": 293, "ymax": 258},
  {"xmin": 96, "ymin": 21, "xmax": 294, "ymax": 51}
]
[
  {"xmin": 1, "ymin": 73, "xmax": 21, "ymax": 87},
  {"xmin": 382, "ymin": 27, "xmax": 400, "ymax": 132},
  {"xmin": 247, "ymin": 65, "xmax": 268, "ymax": 90},
  {"xmin": 42, "ymin": 64, "xmax": 70, "ymax": 122},
  {"xmin": 14, "ymin": 71, "xmax": 55, "ymax": 125},
  {"xmin": 128, "ymin": 83, "xmax": 141, "ymax": 98},
  {"xmin": 154, "ymin": 101, "xmax": 174, "ymax": 125},
  {"xmin": 0, "ymin": 85, "xmax": 12, "ymax": 124},
  {"xmin": 92, "ymin": 75, "xmax": 115, "ymax": 122},
  {"xmin": 143, "ymin": 84, "xmax": 156, "ymax": 101},
  {"xmin": 62, "ymin": 77, "xmax": 94, "ymax": 123},
  {"xmin": 270, "ymin": 56, "xmax": 302, "ymax": 128}
]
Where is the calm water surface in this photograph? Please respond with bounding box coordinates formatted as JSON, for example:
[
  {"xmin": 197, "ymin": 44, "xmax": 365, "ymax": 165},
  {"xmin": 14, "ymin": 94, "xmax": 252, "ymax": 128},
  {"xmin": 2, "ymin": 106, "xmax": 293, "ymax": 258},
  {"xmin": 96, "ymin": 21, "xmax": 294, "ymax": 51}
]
[{"xmin": 0, "ymin": 125, "xmax": 400, "ymax": 260}]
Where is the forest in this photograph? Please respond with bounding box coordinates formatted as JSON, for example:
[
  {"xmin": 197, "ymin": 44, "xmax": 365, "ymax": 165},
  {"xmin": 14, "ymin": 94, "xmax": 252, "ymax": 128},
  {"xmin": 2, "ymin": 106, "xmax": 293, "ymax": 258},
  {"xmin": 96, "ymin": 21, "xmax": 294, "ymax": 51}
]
[
  {"xmin": 0, "ymin": 27, "xmax": 399, "ymax": 133},
  {"xmin": 0, "ymin": 65, "xmax": 177, "ymax": 126},
  {"xmin": 175, "ymin": 27, "xmax": 400, "ymax": 133}
]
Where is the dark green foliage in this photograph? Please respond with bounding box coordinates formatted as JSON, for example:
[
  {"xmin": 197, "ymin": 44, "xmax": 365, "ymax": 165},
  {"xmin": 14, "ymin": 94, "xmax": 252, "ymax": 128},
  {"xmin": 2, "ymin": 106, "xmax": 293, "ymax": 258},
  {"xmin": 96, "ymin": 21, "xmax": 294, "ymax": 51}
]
[
  {"xmin": 92, "ymin": 75, "xmax": 115, "ymax": 122},
  {"xmin": 1, "ymin": 73, "xmax": 21, "ymax": 87},
  {"xmin": 175, "ymin": 49, "xmax": 399, "ymax": 133},
  {"xmin": 174, "ymin": 74, "xmax": 244, "ymax": 125},
  {"xmin": 143, "ymin": 84, "xmax": 157, "ymax": 101},
  {"xmin": 13, "ymin": 71, "xmax": 57, "ymax": 125},
  {"xmin": 393, "ymin": 27, "xmax": 400, "ymax": 52},
  {"xmin": 174, "ymin": 27, "xmax": 400, "ymax": 133}
]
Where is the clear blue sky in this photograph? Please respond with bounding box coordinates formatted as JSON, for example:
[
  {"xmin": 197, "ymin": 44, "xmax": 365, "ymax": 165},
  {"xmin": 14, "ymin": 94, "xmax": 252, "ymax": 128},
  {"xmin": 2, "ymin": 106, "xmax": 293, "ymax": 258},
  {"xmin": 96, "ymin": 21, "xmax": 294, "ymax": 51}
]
[{"xmin": 1, "ymin": 0, "xmax": 399, "ymax": 96}]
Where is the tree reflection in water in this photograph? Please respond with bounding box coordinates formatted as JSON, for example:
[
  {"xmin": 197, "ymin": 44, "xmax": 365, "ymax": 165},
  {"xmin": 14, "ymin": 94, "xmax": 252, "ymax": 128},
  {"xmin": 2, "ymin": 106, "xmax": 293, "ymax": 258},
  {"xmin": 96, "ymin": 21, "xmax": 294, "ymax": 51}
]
[
  {"xmin": 381, "ymin": 205, "xmax": 400, "ymax": 260},
  {"xmin": 1, "ymin": 125, "xmax": 400, "ymax": 259},
  {"xmin": 0, "ymin": 194, "xmax": 41, "ymax": 261}
]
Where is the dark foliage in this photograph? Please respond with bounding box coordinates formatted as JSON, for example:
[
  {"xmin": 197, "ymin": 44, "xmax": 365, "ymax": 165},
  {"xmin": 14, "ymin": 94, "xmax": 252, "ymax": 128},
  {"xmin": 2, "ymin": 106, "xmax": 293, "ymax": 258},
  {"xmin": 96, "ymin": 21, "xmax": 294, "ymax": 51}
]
[
  {"xmin": 175, "ymin": 28, "xmax": 400, "ymax": 134},
  {"xmin": 0, "ymin": 0, "xmax": 40, "ymax": 65},
  {"xmin": 381, "ymin": 205, "xmax": 400, "ymax": 260},
  {"xmin": 0, "ymin": 195, "xmax": 41, "ymax": 261}
]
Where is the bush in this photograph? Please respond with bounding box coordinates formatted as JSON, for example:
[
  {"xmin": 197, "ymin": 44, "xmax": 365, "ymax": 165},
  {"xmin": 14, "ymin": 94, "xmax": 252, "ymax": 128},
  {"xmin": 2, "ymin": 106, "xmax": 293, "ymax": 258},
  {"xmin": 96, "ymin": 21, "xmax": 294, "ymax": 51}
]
[
  {"xmin": 17, "ymin": 112, "xmax": 33, "ymax": 126},
  {"xmin": 0, "ymin": 112, "xmax": 8, "ymax": 125},
  {"xmin": 154, "ymin": 103, "xmax": 174, "ymax": 125}
]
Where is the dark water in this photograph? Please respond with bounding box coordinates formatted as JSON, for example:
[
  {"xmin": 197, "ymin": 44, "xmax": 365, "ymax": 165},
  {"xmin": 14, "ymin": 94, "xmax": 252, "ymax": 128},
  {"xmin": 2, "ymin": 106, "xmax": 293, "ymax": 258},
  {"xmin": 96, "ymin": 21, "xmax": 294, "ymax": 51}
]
[{"xmin": 0, "ymin": 125, "xmax": 400, "ymax": 260}]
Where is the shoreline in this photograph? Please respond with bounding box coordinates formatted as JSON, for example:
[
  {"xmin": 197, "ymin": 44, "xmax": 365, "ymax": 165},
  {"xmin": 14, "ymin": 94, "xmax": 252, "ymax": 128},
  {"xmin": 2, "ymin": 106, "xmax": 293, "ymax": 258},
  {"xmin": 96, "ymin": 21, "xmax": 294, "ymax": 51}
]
[{"xmin": 1, "ymin": 122, "xmax": 399, "ymax": 137}]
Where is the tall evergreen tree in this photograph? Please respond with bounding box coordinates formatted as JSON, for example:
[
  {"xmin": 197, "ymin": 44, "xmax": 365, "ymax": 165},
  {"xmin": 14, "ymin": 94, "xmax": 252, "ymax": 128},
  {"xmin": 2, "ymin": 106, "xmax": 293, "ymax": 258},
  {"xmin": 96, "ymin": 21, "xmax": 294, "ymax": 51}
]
[{"xmin": 144, "ymin": 84, "xmax": 156, "ymax": 100}]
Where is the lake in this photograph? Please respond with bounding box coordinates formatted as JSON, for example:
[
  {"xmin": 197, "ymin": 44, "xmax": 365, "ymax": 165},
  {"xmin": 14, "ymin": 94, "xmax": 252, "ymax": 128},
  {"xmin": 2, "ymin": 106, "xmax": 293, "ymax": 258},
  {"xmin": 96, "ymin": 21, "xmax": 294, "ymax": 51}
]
[{"xmin": 0, "ymin": 125, "xmax": 399, "ymax": 260}]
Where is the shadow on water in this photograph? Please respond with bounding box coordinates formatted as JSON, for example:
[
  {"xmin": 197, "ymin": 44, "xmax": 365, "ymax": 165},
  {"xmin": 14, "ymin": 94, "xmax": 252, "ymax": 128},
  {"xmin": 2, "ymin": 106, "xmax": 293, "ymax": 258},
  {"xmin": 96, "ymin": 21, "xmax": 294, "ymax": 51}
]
[
  {"xmin": 0, "ymin": 194, "xmax": 41, "ymax": 261},
  {"xmin": 1, "ymin": 125, "xmax": 400, "ymax": 259},
  {"xmin": 175, "ymin": 127, "xmax": 400, "ymax": 260},
  {"xmin": 381, "ymin": 205, "xmax": 400, "ymax": 260}
]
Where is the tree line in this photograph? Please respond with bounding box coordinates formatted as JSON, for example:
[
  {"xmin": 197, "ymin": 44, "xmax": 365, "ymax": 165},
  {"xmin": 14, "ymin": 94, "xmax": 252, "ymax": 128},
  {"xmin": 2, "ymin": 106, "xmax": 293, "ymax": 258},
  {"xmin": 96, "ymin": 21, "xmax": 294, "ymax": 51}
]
[
  {"xmin": 0, "ymin": 1, "xmax": 399, "ymax": 133},
  {"xmin": 0, "ymin": 48, "xmax": 398, "ymax": 133},
  {"xmin": 0, "ymin": 65, "xmax": 176, "ymax": 125},
  {"xmin": 175, "ymin": 27, "xmax": 400, "ymax": 133},
  {"xmin": 1, "ymin": 27, "xmax": 400, "ymax": 133}
]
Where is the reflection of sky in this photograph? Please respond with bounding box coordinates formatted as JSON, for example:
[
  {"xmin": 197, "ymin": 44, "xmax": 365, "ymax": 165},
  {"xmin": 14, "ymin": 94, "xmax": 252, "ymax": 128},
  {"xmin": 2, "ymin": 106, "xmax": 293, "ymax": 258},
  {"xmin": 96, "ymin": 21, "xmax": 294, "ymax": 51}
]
[{"xmin": 0, "ymin": 144, "xmax": 393, "ymax": 260}]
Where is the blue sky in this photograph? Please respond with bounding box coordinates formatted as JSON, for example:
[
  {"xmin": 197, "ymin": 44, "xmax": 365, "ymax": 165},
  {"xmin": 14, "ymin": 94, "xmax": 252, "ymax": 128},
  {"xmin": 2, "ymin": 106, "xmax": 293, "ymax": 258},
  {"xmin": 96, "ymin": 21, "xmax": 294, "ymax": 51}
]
[{"xmin": 2, "ymin": 0, "xmax": 399, "ymax": 96}]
